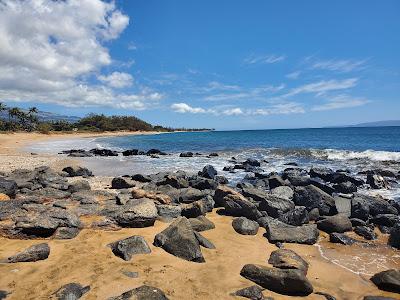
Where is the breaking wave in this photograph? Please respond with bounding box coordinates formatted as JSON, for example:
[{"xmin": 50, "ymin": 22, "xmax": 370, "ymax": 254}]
[{"xmin": 267, "ymin": 148, "xmax": 400, "ymax": 162}]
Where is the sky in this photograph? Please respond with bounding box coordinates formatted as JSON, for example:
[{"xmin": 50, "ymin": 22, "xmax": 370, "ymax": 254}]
[{"xmin": 0, "ymin": 0, "xmax": 399, "ymax": 130}]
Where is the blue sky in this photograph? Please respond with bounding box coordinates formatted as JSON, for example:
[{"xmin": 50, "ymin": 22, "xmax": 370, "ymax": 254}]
[{"xmin": 0, "ymin": 0, "xmax": 399, "ymax": 130}]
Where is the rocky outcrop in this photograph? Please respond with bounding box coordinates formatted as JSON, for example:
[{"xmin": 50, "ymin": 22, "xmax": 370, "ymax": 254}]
[
  {"xmin": 232, "ymin": 217, "xmax": 259, "ymax": 235},
  {"xmin": 240, "ymin": 264, "xmax": 313, "ymax": 296},
  {"xmin": 109, "ymin": 236, "xmax": 151, "ymax": 261},
  {"xmin": 278, "ymin": 206, "xmax": 309, "ymax": 226},
  {"xmin": 153, "ymin": 217, "xmax": 205, "ymax": 263},
  {"xmin": 5, "ymin": 243, "xmax": 50, "ymax": 263}
]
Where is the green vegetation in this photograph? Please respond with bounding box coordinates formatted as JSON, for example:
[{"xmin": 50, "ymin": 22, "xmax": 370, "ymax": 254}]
[{"xmin": 0, "ymin": 103, "xmax": 212, "ymax": 133}]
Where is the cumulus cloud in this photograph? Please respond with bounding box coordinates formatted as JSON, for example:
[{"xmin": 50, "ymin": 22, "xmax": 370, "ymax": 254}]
[
  {"xmin": 0, "ymin": 0, "xmax": 159, "ymax": 110},
  {"xmin": 311, "ymin": 95, "xmax": 370, "ymax": 111},
  {"xmin": 171, "ymin": 102, "xmax": 304, "ymax": 116},
  {"xmin": 244, "ymin": 54, "xmax": 286, "ymax": 65},
  {"xmin": 98, "ymin": 72, "xmax": 134, "ymax": 88},
  {"xmin": 222, "ymin": 108, "xmax": 244, "ymax": 116},
  {"xmin": 171, "ymin": 103, "xmax": 206, "ymax": 114}
]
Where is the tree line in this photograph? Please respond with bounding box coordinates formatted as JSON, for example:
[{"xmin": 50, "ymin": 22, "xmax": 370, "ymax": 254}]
[{"xmin": 0, "ymin": 102, "xmax": 213, "ymax": 133}]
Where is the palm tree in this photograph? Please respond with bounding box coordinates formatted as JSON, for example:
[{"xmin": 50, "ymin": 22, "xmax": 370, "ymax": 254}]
[
  {"xmin": 0, "ymin": 102, "xmax": 7, "ymax": 130},
  {"xmin": 27, "ymin": 107, "xmax": 39, "ymax": 131},
  {"xmin": 8, "ymin": 107, "xmax": 22, "ymax": 130}
]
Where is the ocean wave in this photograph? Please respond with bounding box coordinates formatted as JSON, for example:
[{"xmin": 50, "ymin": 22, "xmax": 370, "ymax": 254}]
[
  {"xmin": 321, "ymin": 149, "xmax": 400, "ymax": 162},
  {"xmin": 266, "ymin": 148, "xmax": 400, "ymax": 162}
]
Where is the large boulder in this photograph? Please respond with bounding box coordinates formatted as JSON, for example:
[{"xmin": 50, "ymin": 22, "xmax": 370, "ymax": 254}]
[
  {"xmin": 268, "ymin": 175, "xmax": 288, "ymax": 189},
  {"xmin": 109, "ymin": 236, "xmax": 151, "ymax": 261},
  {"xmin": 294, "ymin": 185, "xmax": 337, "ymax": 216},
  {"xmin": 231, "ymin": 285, "xmax": 265, "ymax": 300},
  {"xmin": 156, "ymin": 204, "xmax": 181, "ymax": 221},
  {"xmin": 199, "ymin": 165, "xmax": 217, "ymax": 179},
  {"xmin": 153, "ymin": 217, "xmax": 205, "ymax": 263},
  {"xmin": 111, "ymin": 177, "xmax": 134, "ymax": 189},
  {"xmin": 240, "ymin": 264, "xmax": 313, "ymax": 296},
  {"xmin": 351, "ymin": 194, "xmax": 398, "ymax": 220},
  {"xmin": 371, "ymin": 214, "xmax": 400, "ymax": 227},
  {"xmin": 5, "ymin": 243, "xmax": 50, "ymax": 263},
  {"xmin": 367, "ymin": 174, "xmax": 388, "ymax": 189},
  {"xmin": 220, "ymin": 190, "xmax": 261, "ymax": 220},
  {"xmin": 113, "ymin": 198, "xmax": 158, "ymax": 228},
  {"xmin": 188, "ymin": 216, "xmax": 215, "ymax": 232},
  {"xmin": 67, "ymin": 180, "xmax": 91, "ymax": 193},
  {"xmin": 55, "ymin": 283, "xmax": 90, "ymax": 300},
  {"xmin": 242, "ymin": 187, "xmax": 294, "ymax": 218},
  {"xmin": 268, "ymin": 249, "xmax": 309, "ymax": 274},
  {"xmin": 213, "ymin": 185, "xmax": 242, "ymax": 207},
  {"xmin": 278, "ymin": 206, "xmax": 309, "ymax": 226},
  {"xmin": 354, "ymin": 226, "xmax": 377, "ymax": 240},
  {"xmin": 62, "ymin": 166, "xmax": 92, "ymax": 177},
  {"xmin": 317, "ymin": 215, "xmax": 352, "ymax": 233},
  {"xmin": 0, "ymin": 178, "xmax": 18, "ymax": 197},
  {"xmin": 270, "ymin": 186, "xmax": 294, "ymax": 200},
  {"xmin": 389, "ymin": 223, "xmax": 400, "ymax": 249},
  {"xmin": 109, "ymin": 285, "xmax": 169, "ymax": 300},
  {"xmin": 232, "ymin": 217, "xmax": 259, "ymax": 235},
  {"xmin": 309, "ymin": 167, "xmax": 334, "ymax": 182},
  {"xmin": 181, "ymin": 200, "xmax": 207, "ymax": 218},
  {"xmin": 194, "ymin": 231, "xmax": 215, "ymax": 249},
  {"xmin": 370, "ymin": 269, "xmax": 400, "ymax": 293},
  {"xmin": 261, "ymin": 217, "xmax": 319, "ymax": 245}
]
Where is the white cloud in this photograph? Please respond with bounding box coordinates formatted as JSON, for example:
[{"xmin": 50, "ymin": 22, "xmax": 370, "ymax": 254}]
[
  {"xmin": 252, "ymin": 102, "xmax": 305, "ymax": 115},
  {"xmin": 286, "ymin": 71, "xmax": 301, "ymax": 80},
  {"xmin": 311, "ymin": 95, "xmax": 370, "ymax": 111},
  {"xmin": 222, "ymin": 108, "xmax": 244, "ymax": 116},
  {"xmin": 98, "ymin": 72, "xmax": 133, "ymax": 88},
  {"xmin": 170, "ymin": 102, "xmax": 304, "ymax": 116},
  {"xmin": 311, "ymin": 59, "xmax": 367, "ymax": 72},
  {"xmin": 0, "ymin": 0, "xmax": 160, "ymax": 110},
  {"xmin": 285, "ymin": 78, "xmax": 358, "ymax": 97},
  {"xmin": 244, "ymin": 54, "xmax": 286, "ymax": 65},
  {"xmin": 203, "ymin": 84, "xmax": 285, "ymax": 102},
  {"xmin": 171, "ymin": 103, "xmax": 206, "ymax": 114}
]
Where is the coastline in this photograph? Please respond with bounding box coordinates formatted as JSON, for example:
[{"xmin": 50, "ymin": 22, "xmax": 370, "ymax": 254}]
[{"xmin": 0, "ymin": 132, "xmax": 399, "ymax": 299}]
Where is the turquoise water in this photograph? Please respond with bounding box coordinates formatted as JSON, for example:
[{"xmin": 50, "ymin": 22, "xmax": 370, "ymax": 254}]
[{"xmin": 95, "ymin": 126, "xmax": 400, "ymax": 153}]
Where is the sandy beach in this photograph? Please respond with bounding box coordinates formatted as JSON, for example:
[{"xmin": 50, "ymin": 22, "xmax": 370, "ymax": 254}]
[{"xmin": 0, "ymin": 132, "xmax": 399, "ymax": 300}]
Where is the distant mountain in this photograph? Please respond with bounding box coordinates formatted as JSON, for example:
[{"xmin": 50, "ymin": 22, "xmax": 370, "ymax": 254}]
[
  {"xmin": 351, "ymin": 120, "xmax": 400, "ymax": 127},
  {"xmin": 0, "ymin": 110, "xmax": 80, "ymax": 123}
]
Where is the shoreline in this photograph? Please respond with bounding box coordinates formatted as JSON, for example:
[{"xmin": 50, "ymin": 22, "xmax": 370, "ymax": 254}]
[{"xmin": 0, "ymin": 131, "xmax": 167, "ymax": 155}]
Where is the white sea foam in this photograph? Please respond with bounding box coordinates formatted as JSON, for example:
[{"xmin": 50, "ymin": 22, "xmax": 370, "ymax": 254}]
[{"xmin": 321, "ymin": 149, "xmax": 400, "ymax": 162}]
